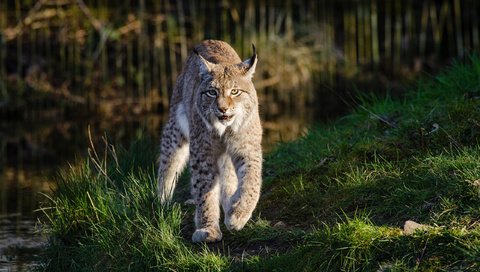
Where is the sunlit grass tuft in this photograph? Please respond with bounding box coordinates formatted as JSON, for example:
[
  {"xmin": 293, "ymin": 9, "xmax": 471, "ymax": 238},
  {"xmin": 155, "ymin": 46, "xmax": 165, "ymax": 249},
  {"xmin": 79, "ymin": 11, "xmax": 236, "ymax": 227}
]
[{"xmin": 38, "ymin": 138, "xmax": 229, "ymax": 271}]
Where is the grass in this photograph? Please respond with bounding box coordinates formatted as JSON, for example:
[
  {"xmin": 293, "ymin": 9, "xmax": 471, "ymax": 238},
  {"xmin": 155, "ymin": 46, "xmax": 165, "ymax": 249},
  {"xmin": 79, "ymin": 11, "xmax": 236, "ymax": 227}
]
[{"xmin": 38, "ymin": 57, "xmax": 480, "ymax": 271}]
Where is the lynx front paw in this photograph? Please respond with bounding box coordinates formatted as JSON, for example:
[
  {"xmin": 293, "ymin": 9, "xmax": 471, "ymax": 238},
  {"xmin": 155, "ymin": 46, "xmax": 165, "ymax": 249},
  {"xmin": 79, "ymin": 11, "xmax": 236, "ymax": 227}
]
[
  {"xmin": 225, "ymin": 208, "xmax": 252, "ymax": 231},
  {"xmin": 192, "ymin": 227, "xmax": 223, "ymax": 243}
]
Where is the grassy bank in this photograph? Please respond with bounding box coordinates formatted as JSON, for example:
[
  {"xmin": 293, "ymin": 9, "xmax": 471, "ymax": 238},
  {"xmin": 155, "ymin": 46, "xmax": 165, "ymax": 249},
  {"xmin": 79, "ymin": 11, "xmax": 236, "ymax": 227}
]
[{"xmin": 39, "ymin": 57, "xmax": 480, "ymax": 271}]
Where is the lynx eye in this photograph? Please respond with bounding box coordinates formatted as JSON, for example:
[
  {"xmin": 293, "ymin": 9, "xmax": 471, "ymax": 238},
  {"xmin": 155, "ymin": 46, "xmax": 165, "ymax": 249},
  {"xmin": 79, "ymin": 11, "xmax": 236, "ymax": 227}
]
[
  {"xmin": 230, "ymin": 89, "xmax": 242, "ymax": 96},
  {"xmin": 205, "ymin": 89, "xmax": 218, "ymax": 97}
]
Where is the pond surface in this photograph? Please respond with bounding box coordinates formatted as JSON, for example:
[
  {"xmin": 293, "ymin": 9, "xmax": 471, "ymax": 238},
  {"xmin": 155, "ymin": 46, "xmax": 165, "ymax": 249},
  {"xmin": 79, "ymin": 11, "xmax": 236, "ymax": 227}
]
[{"xmin": 0, "ymin": 167, "xmax": 52, "ymax": 271}]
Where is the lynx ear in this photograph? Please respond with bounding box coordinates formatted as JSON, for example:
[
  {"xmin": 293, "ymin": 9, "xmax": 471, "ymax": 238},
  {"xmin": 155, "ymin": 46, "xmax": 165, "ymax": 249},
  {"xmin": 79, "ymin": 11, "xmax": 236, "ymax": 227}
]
[
  {"xmin": 194, "ymin": 49, "xmax": 215, "ymax": 76},
  {"xmin": 238, "ymin": 44, "xmax": 258, "ymax": 79}
]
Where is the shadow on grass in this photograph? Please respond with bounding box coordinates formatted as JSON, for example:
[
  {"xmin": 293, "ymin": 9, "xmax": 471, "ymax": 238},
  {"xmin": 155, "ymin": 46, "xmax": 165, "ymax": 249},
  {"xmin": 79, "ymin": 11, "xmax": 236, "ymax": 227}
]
[{"xmin": 260, "ymin": 147, "xmax": 480, "ymax": 229}]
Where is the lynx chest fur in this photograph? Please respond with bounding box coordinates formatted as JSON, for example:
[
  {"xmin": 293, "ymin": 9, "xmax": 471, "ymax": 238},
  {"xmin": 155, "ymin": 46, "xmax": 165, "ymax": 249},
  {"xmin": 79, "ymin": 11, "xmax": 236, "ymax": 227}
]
[{"xmin": 157, "ymin": 40, "xmax": 262, "ymax": 243}]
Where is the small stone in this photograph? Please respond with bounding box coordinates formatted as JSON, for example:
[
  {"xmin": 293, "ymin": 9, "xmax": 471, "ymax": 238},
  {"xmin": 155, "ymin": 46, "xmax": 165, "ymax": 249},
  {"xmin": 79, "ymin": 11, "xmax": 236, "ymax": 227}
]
[
  {"xmin": 184, "ymin": 199, "xmax": 196, "ymax": 205},
  {"xmin": 273, "ymin": 221, "xmax": 287, "ymax": 229},
  {"xmin": 403, "ymin": 220, "xmax": 429, "ymax": 235},
  {"xmin": 421, "ymin": 201, "xmax": 435, "ymax": 211}
]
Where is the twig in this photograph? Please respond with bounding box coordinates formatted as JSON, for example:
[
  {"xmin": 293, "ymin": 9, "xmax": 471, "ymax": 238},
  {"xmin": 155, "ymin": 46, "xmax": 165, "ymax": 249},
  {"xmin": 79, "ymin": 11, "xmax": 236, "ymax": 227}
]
[
  {"xmin": 74, "ymin": 0, "xmax": 112, "ymax": 60},
  {"xmin": 87, "ymin": 125, "xmax": 118, "ymax": 189},
  {"xmin": 74, "ymin": 0, "xmax": 102, "ymax": 31},
  {"xmin": 358, "ymin": 104, "xmax": 397, "ymax": 128},
  {"xmin": 2, "ymin": 0, "xmax": 47, "ymax": 41}
]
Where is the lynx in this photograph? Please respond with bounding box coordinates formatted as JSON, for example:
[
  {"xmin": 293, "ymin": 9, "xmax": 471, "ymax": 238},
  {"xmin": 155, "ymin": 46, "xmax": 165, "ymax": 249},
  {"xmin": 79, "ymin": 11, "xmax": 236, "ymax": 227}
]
[{"xmin": 157, "ymin": 40, "xmax": 262, "ymax": 243}]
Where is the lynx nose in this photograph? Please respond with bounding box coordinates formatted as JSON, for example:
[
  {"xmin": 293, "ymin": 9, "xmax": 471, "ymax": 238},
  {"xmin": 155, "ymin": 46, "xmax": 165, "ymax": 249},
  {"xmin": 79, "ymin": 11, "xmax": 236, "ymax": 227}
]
[{"xmin": 218, "ymin": 107, "xmax": 227, "ymax": 113}]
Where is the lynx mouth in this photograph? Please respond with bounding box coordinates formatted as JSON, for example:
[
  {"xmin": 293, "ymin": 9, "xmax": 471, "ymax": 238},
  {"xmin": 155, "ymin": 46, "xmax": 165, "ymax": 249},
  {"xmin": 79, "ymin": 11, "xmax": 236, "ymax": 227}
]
[{"xmin": 218, "ymin": 114, "xmax": 234, "ymax": 122}]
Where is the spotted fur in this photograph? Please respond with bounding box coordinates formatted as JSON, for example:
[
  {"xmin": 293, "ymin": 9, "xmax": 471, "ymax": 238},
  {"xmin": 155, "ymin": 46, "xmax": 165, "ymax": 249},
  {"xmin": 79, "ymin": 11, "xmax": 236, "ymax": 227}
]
[{"xmin": 157, "ymin": 40, "xmax": 262, "ymax": 243}]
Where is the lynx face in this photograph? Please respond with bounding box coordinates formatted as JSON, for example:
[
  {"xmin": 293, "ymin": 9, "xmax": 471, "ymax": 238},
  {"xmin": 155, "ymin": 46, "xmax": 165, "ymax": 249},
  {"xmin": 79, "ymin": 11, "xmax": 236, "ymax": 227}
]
[{"xmin": 195, "ymin": 53, "xmax": 258, "ymax": 134}]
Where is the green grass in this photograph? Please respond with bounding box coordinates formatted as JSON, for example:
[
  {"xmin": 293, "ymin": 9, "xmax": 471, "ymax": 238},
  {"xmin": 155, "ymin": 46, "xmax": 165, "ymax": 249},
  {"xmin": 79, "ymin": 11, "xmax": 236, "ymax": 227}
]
[
  {"xmin": 38, "ymin": 141, "xmax": 229, "ymax": 271},
  {"xmin": 39, "ymin": 57, "xmax": 480, "ymax": 271}
]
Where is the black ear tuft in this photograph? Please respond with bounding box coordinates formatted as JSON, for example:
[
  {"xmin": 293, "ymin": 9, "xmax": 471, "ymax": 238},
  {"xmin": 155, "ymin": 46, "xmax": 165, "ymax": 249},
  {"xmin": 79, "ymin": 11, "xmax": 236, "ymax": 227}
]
[
  {"xmin": 235, "ymin": 43, "xmax": 258, "ymax": 78},
  {"xmin": 247, "ymin": 44, "xmax": 257, "ymax": 67}
]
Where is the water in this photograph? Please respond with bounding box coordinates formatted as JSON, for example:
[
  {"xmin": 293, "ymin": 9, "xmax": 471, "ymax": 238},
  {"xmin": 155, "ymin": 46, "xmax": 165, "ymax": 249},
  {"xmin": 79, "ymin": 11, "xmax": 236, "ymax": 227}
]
[
  {"xmin": 0, "ymin": 167, "xmax": 52, "ymax": 271},
  {"xmin": 0, "ymin": 213, "xmax": 45, "ymax": 271}
]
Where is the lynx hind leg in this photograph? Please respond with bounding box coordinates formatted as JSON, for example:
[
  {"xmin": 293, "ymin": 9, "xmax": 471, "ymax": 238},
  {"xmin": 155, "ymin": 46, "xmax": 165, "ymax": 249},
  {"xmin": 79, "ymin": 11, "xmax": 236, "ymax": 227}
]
[
  {"xmin": 157, "ymin": 108, "xmax": 189, "ymax": 204},
  {"xmin": 220, "ymin": 155, "xmax": 238, "ymax": 216}
]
